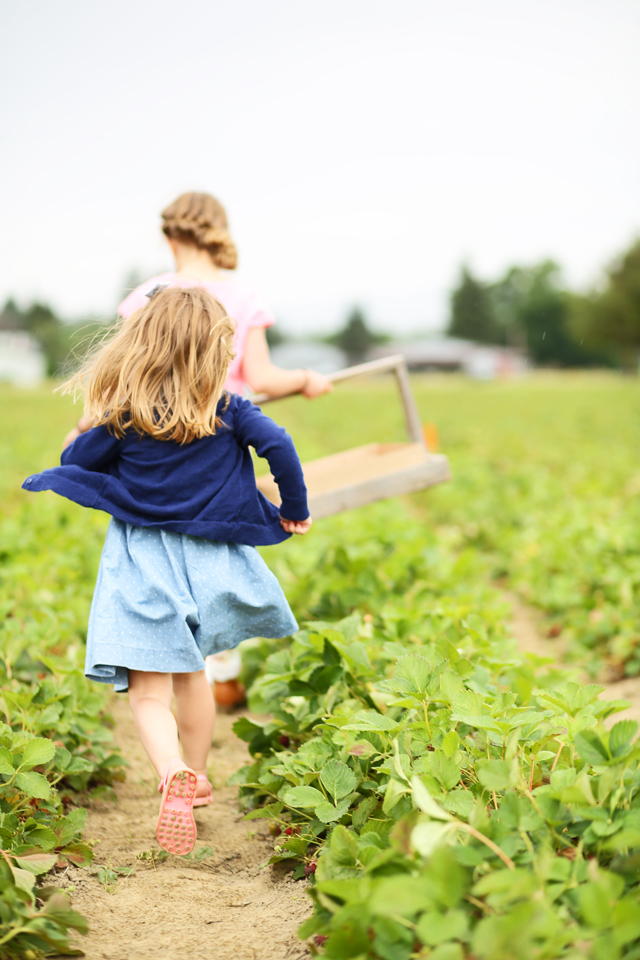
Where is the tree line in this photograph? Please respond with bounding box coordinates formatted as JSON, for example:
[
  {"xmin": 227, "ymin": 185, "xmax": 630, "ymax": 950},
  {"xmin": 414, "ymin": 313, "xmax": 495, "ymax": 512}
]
[
  {"xmin": 3, "ymin": 236, "xmax": 640, "ymax": 374},
  {"xmin": 447, "ymin": 238, "xmax": 640, "ymax": 369}
]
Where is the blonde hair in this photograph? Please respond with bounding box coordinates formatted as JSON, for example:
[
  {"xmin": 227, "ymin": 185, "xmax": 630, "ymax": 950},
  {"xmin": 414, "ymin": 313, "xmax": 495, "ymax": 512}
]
[
  {"xmin": 161, "ymin": 192, "xmax": 238, "ymax": 270},
  {"xmin": 61, "ymin": 287, "xmax": 236, "ymax": 444}
]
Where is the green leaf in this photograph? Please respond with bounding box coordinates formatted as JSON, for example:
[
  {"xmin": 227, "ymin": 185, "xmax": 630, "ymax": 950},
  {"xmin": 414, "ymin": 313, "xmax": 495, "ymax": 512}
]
[
  {"xmin": 282, "ymin": 785, "xmax": 325, "ymax": 808},
  {"xmin": 9, "ymin": 863, "xmax": 36, "ymax": 893},
  {"xmin": 383, "ymin": 777, "xmax": 411, "ymax": 814},
  {"xmin": 575, "ymin": 730, "xmax": 610, "ymax": 766},
  {"xmin": 14, "ymin": 852, "xmax": 57, "ymax": 875},
  {"xmin": 477, "ymin": 759, "xmax": 512, "ymax": 792},
  {"xmin": 232, "ymin": 717, "xmax": 266, "ymax": 742},
  {"xmin": 316, "ymin": 798, "xmax": 351, "ymax": 823},
  {"xmin": 330, "ymin": 825, "xmax": 359, "ymax": 865},
  {"xmin": 416, "ymin": 909, "xmax": 468, "ymax": 946},
  {"xmin": 609, "ymin": 720, "xmax": 639, "ymax": 757},
  {"xmin": 395, "ymin": 654, "xmax": 433, "ymax": 695},
  {"xmin": 369, "ymin": 875, "xmax": 436, "ymax": 918},
  {"xmin": 184, "ymin": 845, "xmax": 216, "ymax": 863},
  {"xmin": 25, "ymin": 826, "xmax": 58, "ymax": 850},
  {"xmin": 243, "ymin": 802, "xmax": 283, "ymax": 820},
  {"xmin": 411, "ymin": 777, "xmax": 453, "ymax": 821},
  {"xmin": 320, "ymin": 760, "xmax": 357, "ymax": 803},
  {"xmin": 15, "ymin": 770, "xmax": 52, "ymax": 799},
  {"xmin": 59, "ymin": 842, "xmax": 93, "ymax": 867},
  {"xmin": 430, "ymin": 754, "xmax": 462, "ymax": 792},
  {"xmin": 20, "ymin": 737, "xmax": 56, "ymax": 769},
  {"xmin": 411, "ymin": 821, "xmax": 456, "ymax": 857},
  {"xmin": 342, "ymin": 710, "xmax": 400, "ymax": 732},
  {"xmin": 0, "ymin": 746, "xmax": 15, "ymax": 774},
  {"xmin": 352, "ymin": 796, "xmax": 378, "ymax": 828}
]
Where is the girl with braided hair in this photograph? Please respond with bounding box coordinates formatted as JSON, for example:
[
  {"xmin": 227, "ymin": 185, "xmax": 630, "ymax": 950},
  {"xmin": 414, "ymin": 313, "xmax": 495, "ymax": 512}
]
[{"xmin": 66, "ymin": 190, "xmax": 331, "ymax": 452}]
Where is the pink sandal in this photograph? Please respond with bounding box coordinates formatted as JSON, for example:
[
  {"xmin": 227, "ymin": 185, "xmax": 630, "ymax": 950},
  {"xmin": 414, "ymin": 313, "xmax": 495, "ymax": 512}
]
[
  {"xmin": 156, "ymin": 758, "xmax": 198, "ymax": 855},
  {"xmin": 193, "ymin": 774, "xmax": 214, "ymax": 808}
]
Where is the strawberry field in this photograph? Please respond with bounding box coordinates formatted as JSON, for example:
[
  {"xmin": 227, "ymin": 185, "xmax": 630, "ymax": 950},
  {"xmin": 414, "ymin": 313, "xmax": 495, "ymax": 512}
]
[{"xmin": 2, "ymin": 373, "xmax": 640, "ymax": 959}]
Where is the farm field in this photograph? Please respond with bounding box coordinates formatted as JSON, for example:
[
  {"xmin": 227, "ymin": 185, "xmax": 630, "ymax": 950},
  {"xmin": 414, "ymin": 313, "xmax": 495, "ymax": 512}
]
[{"xmin": 1, "ymin": 373, "xmax": 640, "ymax": 959}]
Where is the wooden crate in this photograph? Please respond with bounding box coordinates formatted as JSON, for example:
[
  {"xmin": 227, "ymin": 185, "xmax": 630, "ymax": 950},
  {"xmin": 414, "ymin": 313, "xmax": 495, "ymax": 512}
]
[
  {"xmin": 253, "ymin": 354, "xmax": 451, "ymax": 519},
  {"xmin": 257, "ymin": 441, "xmax": 450, "ymax": 519}
]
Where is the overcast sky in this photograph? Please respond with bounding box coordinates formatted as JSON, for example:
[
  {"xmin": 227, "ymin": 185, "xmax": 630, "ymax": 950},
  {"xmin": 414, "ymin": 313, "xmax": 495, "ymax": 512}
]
[{"xmin": 2, "ymin": 0, "xmax": 639, "ymax": 335}]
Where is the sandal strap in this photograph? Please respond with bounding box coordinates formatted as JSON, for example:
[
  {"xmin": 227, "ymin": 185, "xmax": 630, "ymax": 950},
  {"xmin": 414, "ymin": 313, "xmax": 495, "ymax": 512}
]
[{"xmin": 157, "ymin": 757, "xmax": 184, "ymax": 794}]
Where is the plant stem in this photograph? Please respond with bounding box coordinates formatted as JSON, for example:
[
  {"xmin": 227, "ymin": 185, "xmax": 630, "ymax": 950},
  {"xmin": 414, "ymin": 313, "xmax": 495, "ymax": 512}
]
[
  {"xmin": 456, "ymin": 822, "xmax": 516, "ymax": 870},
  {"xmin": 551, "ymin": 743, "xmax": 563, "ymax": 773}
]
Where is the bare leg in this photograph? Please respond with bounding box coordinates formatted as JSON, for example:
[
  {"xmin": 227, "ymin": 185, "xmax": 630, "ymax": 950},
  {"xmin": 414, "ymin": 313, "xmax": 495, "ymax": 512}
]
[
  {"xmin": 128, "ymin": 671, "xmax": 182, "ymax": 777},
  {"xmin": 172, "ymin": 670, "xmax": 216, "ymax": 798}
]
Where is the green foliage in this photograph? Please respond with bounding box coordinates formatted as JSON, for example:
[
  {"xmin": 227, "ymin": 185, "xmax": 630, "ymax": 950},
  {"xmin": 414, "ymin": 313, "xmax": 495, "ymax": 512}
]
[
  {"xmin": 570, "ymin": 239, "xmax": 640, "ymax": 369},
  {"xmin": 326, "ymin": 307, "xmax": 388, "ymax": 365},
  {"xmin": 239, "ymin": 617, "xmax": 640, "ymax": 956},
  {"xmin": 447, "ymin": 260, "xmax": 611, "ymax": 366},
  {"xmin": 0, "ymin": 298, "xmax": 112, "ymax": 378},
  {"xmin": 241, "ymin": 502, "xmax": 640, "ymax": 958},
  {"xmin": 490, "ymin": 262, "xmax": 610, "ymax": 367},
  {"xmin": 0, "ymin": 395, "xmax": 125, "ymax": 956},
  {"xmin": 447, "ymin": 266, "xmax": 501, "ymax": 345}
]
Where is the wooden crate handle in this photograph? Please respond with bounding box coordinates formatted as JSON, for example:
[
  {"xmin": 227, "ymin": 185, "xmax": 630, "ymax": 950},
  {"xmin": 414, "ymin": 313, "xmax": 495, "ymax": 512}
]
[{"xmin": 250, "ymin": 354, "xmax": 426, "ymax": 449}]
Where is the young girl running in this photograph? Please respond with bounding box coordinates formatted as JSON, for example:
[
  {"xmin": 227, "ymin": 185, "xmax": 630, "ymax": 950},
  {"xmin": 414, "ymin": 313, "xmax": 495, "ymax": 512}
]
[{"xmin": 24, "ymin": 286, "xmax": 311, "ymax": 856}]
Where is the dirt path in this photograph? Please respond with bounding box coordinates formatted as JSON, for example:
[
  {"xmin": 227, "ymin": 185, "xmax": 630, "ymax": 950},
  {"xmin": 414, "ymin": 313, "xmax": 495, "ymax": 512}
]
[
  {"xmin": 61, "ymin": 698, "xmax": 312, "ymax": 960},
  {"xmin": 508, "ymin": 592, "xmax": 640, "ymax": 724}
]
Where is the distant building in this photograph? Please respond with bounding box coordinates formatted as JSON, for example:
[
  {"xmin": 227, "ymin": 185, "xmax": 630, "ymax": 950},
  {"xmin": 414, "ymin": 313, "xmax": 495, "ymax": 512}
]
[
  {"xmin": 269, "ymin": 341, "xmax": 345, "ymax": 375},
  {"xmin": 368, "ymin": 338, "xmax": 527, "ymax": 380},
  {"xmin": 0, "ymin": 332, "xmax": 47, "ymax": 386}
]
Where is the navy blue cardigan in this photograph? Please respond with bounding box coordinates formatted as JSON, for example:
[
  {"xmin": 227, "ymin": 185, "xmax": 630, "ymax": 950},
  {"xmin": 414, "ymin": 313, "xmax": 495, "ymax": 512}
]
[{"xmin": 22, "ymin": 394, "xmax": 309, "ymax": 546}]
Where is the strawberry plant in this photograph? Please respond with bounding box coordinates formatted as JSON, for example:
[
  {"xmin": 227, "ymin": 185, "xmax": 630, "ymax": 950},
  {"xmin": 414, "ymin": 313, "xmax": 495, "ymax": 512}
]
[{"xmin": 1, "ymin": 436, "xmax": 124, "ymax": 955}]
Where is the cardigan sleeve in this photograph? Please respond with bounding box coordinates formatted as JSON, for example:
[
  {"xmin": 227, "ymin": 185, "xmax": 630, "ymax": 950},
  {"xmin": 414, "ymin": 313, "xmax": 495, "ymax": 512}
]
[
  {"xmin": 232, "ymin": 398, "xmax": 309, "ymax": 521},
  {"xmin": 60, "ymin": 425, "xmax": 123, "ymax": 471}
]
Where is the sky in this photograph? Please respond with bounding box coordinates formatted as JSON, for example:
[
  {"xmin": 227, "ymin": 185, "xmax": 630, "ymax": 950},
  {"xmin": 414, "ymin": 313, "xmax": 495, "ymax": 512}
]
[{"xmin": 2, "ymin": 0, "xmax": 640, "ymax": 335}]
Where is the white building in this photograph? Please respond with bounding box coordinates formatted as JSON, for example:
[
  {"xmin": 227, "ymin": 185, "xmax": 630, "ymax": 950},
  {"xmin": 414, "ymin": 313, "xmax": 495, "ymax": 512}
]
[
  {"xmin": 369, "ymin": 339, "xmax": 527, "ymax": 380},
  {"xmin": 0, "ymin": 332, "xmax": 47, "ymax": 386}
]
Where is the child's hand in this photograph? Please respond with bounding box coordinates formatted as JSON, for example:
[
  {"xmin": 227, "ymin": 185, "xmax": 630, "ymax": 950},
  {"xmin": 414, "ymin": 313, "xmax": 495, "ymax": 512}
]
[
  {"xmin": 280, "ymin": 515, "xmax": 313, "ymax": 535},
  {"xmin": 301, "ymin": 370, "xmax": 333, "ymax": 398}
]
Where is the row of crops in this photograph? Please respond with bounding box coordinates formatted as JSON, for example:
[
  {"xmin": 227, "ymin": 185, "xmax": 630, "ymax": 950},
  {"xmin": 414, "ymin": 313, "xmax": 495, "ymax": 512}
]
[
  {"xmin": 236, "ymin": 375, "xmax": 640, "ymax": 960},
  {"xmin": 236, "ymin": 504, "xmax": 640, "ymax": 960},
  {"xmin": 267, "ymin": 374, "xmax": 640, "ymax": 679},
  {"xmin": 2, "ymin": 375, "xmax": 640, "ymax": 958},
  {"xmin": 0, "ymin": 487, "xmax": 125, "ymax": 956}
]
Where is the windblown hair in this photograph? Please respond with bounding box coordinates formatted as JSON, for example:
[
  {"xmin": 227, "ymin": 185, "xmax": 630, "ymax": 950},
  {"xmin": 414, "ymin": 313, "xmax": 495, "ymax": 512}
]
[
  {"xmin": 61, "ymin": 287, "xmax": 236, "ymax": 444},
  {"xmin": 161, "ymin": 192, "xmax": 238, "ymax": 270}
]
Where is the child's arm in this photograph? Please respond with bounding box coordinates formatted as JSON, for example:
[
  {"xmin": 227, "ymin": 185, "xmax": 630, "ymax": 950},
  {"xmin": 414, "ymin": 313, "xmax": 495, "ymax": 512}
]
[
  {"xmin": 233, "ymin": 397, "xmax": 311, "ymax": 532},
  {"xmin": 242, "ymin": 328, "xmax": 333, "ymax": 399},
  {"xmin": 60, "ymin": 424, "xmax": 123, "ymax": 470}
]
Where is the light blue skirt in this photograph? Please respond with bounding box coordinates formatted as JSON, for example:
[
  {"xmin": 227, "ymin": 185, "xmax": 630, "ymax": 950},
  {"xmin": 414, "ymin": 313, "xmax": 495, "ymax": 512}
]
[{"xmin": 85, "ymin": 519, "xmax": 298, "ymax": 692}]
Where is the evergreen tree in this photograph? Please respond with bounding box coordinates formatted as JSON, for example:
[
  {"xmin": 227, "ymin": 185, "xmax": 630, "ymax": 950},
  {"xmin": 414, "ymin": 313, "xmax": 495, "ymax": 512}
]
[
  {"xmin": 0, "ymin": 298, "xmax": 24, "ymax": 330},
  {"xmin": 490, "ymin": 261, "xmax": 607, "ymax": 366},
  {"xmin": 569, "ymin": 240, "xmax": 640, "ymax": 369},
  {"xmin": 447, "ymin": 266, "xmax": 500, "ymax": 343},
  {"xmin": 327, "ymin": 307, "xmax": 386, "ymax": 364}
]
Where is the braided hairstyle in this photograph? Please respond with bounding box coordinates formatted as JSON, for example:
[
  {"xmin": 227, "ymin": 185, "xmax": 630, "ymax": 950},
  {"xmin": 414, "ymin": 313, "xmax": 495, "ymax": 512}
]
[{"xmin": 161, "ymin": 192, "xmax": 238, "ymax": 270}]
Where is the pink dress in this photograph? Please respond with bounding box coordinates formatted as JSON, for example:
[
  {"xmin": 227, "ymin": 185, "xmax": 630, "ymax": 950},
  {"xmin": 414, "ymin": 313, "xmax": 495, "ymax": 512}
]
[{"xmin": 118, "ymin": 273, "xmax": 275, "ymax": 395}]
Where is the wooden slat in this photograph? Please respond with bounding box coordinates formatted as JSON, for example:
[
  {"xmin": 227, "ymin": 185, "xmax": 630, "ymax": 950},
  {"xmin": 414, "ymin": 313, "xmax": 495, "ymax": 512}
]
[{"xmin": 256, "ymin": 442, "xmax": 451, "ymax": 519}]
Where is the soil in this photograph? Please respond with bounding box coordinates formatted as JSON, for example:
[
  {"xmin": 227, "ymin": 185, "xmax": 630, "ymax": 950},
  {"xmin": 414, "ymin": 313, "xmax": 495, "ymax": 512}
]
[
  {"xmin": 507, "ymin": 592, "xmax": 640, "ymax": 725},
  {"xmin": 59, "ymin": 699, "xmax": 312, "ymax": 960}
]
